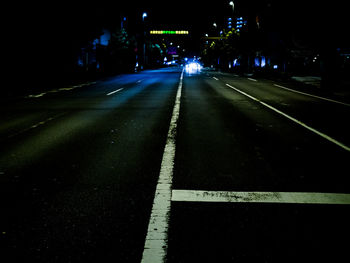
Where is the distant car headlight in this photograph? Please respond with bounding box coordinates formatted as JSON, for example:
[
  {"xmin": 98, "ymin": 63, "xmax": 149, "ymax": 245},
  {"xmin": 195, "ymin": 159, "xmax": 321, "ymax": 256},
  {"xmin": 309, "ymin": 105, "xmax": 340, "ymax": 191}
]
[{"xmin": 185, "ymin": 62, "xmax": 201, "ymax": 72}]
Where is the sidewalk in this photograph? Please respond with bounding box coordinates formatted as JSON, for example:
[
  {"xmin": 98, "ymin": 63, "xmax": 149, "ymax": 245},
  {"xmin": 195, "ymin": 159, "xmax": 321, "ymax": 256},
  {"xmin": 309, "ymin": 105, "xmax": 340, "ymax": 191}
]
[
  {"xmin": 291, "ymin": 76, "xmax": 321, "ymax": 88},
  {"xmin": 289, "ymin": 75, "xmax": 350, "ymax": 103}
]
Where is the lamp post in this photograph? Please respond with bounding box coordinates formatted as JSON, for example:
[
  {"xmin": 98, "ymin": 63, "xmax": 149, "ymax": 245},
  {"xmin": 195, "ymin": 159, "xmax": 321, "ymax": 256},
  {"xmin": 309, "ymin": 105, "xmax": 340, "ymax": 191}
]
[
  {"xmin": 142, "ymin": 12, "xmax": 147, "ymax": 21},
  {"xmin": 229, "ymin": 1, "xmax": 235, "ymax": 12},
  {"xmin": 142, "ymin": 12, "xmax": 147, "ymax": 69}
]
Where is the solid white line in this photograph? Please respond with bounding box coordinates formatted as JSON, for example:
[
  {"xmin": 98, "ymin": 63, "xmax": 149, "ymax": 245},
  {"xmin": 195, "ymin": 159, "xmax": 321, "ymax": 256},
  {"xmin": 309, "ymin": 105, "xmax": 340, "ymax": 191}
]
[
  {"xmin": 226, "ymin": 84, "xmax": 259, "ymax": 102},
  {"xmin": 106, "ymin": 88, "xmax": 124, "ymax": 96},
  {"xmin": 273, "ymin": 84, "xmax": 350, "ymax": 107},
  {"xmin": 247, "ymin": 78, "xmax": 257, "ymax": 82},
  {"xmin": 172, "ymin": 190, "xmax": 350, "ymax": 205},
  {"xmin": 225, "ymin": 83, "xmax": 350, "ymax": 152},
  {"xmin": 141, "ymin": 70, "xmax": 184, "ymax": 263},
  {"xmin": 213, "ymin": 77, "xmax": 219, "ymax": 81}
]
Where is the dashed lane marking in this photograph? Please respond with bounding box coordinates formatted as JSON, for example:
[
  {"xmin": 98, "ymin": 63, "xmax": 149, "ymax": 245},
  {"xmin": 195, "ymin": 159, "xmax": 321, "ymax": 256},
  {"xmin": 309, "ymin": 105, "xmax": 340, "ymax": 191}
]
[
  {"xmin": 225, "ymin": 83, "xmax": 350, "ymax": 152},
  {"xmin": 141, "ymin": 70, "xmax": 184, "ymax": 263},
  {"xmin": 7, "ymin": 112, "xmax": 67, "ymax": 139},
  {"xmin": 273, "ymin": 84, "xmax": 350, "ymax": 107},
  {"xmin": 171, "ymin": 190, "xmax": 350, "ymax": 205},
  {"xmin": 247, "ymin": 78, "xmax": 257, "ymax": 82},
  {"xmin": 26, "ymin": 82, "xmax": 96, "ymax": 98},
  {"xmin": 213, "ymin": 77, "xmax": 219, "ymax": 81},
  {"xmin": 106, "ymin": 88, "xmax": 124, "ymax": 96}
]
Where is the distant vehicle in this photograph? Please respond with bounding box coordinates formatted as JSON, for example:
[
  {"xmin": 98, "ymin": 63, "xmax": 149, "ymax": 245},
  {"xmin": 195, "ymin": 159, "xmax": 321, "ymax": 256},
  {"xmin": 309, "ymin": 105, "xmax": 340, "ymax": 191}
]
[{"xmin": 185, "ymin": 62, "xmax": 202, "ymax": 73}]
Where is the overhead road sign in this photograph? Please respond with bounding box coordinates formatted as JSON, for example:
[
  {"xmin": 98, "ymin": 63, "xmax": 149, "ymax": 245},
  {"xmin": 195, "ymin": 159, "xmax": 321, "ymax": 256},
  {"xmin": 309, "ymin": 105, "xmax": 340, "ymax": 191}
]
[{"xmin": 150, "ymin": 30, "xmax": 189, "ymax": 35}]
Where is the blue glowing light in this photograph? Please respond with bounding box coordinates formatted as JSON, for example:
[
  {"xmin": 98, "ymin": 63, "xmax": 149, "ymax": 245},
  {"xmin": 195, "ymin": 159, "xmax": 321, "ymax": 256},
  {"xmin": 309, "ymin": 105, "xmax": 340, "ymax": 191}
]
[
  {"xmin": 99, "ymin": 30, "xmax": 111, "ymax": 46},
  {"xmin": 77, "ymin": 57, "xmax": 84, "ymax": 67},
  {"xmin": 255, "ymin": 58, "xmax": 260, "ymax": 67}
]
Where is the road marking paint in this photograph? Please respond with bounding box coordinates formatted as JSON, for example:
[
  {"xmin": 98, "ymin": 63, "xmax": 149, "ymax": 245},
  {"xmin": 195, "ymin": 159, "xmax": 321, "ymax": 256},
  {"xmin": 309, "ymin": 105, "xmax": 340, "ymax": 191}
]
[
  {"xmin": 172, "ymin": 190, "xmax": 350, "ymax": 205},
  {"xmin": 141, "ymin": 70, "xmax": 184, "ymax": 263},
  {"xmin": 226, "ymin": 84, "xmax": 259, "ymax": 101},
  {"xmin": 213, "ymin": 77, "xmax": 219, "ymax": 81},
  {"xmin": 137, "ymin": 79, "xmax": 143, "ymax": 83},
  {"xmin": 225, "ymin": 83, "xmax": 350, "ymax": 152},
  {"xmin": 247, "ymin": 78, "xmax": 257, "ymax": 82},
  {"xmin": 7, "ymin": 113, "xmax": 67, "ymax": 139},
  {"xmin": 70, "ymin": 82, "xmax": 96, "ymax": 88},
  {"xmin": 107, "ymin": 88, "xmax": 124, "ymax": 96},
  {"xmin": 26, "ymin": 82, "xmax": 96, "ymax": 98},
  {"xmin": 273, "ymin": 84, "xmax": 350, "ymax": 107},
  {"xmin": 27, "ymin": 93, "xmax": 47, "ymax": 98},
  {"xmin": 58, "ymin": 87, "xmax": 75, "ymax": 91}
]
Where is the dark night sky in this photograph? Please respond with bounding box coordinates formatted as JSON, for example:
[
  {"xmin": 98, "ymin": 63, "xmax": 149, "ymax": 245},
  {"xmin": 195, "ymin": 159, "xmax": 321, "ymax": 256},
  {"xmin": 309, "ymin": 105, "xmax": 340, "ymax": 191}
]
[
  {"xmin": 9, "ymin": 0, "xmax": 349, "ymax": 47},
  {"xmin": 6, "ymin": 0, "xmax": 350, "ymax": 75}
]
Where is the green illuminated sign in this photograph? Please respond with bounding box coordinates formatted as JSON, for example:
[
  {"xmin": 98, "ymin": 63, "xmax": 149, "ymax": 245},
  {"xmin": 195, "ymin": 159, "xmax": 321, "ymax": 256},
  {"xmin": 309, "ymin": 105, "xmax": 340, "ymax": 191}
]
[{"xmin": 150, "ymin": 30, "xmax": 189, "ymax": 35}]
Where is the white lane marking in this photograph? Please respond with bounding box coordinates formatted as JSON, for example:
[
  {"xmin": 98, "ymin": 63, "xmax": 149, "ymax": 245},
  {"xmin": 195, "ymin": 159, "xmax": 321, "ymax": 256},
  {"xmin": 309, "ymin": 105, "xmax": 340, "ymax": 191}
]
[
  {"xmin": 141, "ymin": 70, "xmax": 184, "ymax": 263},
  {"xmin": 106, "ymin": 88, "xmax": 124, "ymax": 96},
  {"xmin": 213, "ymin": 77, "xmax": 219, "ymax": 81},
  {"xmin": 172, "ymin": 190, "xmax": 350, "ymax": 205},
  {"xmin": 273, "ymin": 84, "xmax": 350, "ymax": 107},
  {"xmin": 226, "ymin": 84, "xmax": 258, "ymax": 101},
  {"xmin": 225, "ymin": 84, "xmax": 350, "ymax": 152},
  {"xmin": 247, "ymin": 78, "xmax": 257, "ymax": 82}
]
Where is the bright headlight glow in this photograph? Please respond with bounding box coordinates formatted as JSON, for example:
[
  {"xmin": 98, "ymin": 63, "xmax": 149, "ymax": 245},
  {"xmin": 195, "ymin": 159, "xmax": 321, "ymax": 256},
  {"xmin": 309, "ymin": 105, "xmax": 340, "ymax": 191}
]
[{"xmin": 185, "ymin": 62, "xmax": 202, "ymax": 73}]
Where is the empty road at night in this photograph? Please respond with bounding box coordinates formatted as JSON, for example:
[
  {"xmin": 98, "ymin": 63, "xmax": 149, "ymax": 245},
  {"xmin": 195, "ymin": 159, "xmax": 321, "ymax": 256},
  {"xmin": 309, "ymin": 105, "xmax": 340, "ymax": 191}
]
[{"xmin": 1, "ymin": 67, "xmax": 349, "ymax": 262}]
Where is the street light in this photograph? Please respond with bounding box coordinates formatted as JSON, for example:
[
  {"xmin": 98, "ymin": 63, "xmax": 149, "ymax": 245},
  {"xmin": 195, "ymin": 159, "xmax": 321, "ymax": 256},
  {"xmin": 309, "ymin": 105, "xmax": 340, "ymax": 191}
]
[
  {"xmin": 142, "ymin": 12, "xmax": 148, "ymax": 69},
  {"xmin": 229, "ymin": 1, "xmax": 234, "ymax": 12},
  {"xmin": 142, "ymin": 12, "xmax": 147, "ymax": 21}
]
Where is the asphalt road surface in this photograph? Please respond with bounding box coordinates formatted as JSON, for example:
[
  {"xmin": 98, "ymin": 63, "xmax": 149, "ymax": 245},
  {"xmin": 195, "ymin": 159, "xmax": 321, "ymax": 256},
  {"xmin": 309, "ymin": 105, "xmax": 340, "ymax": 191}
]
[{"xmin": 1, "ymin": 67, "xmax": 349, "ymax": 262}]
